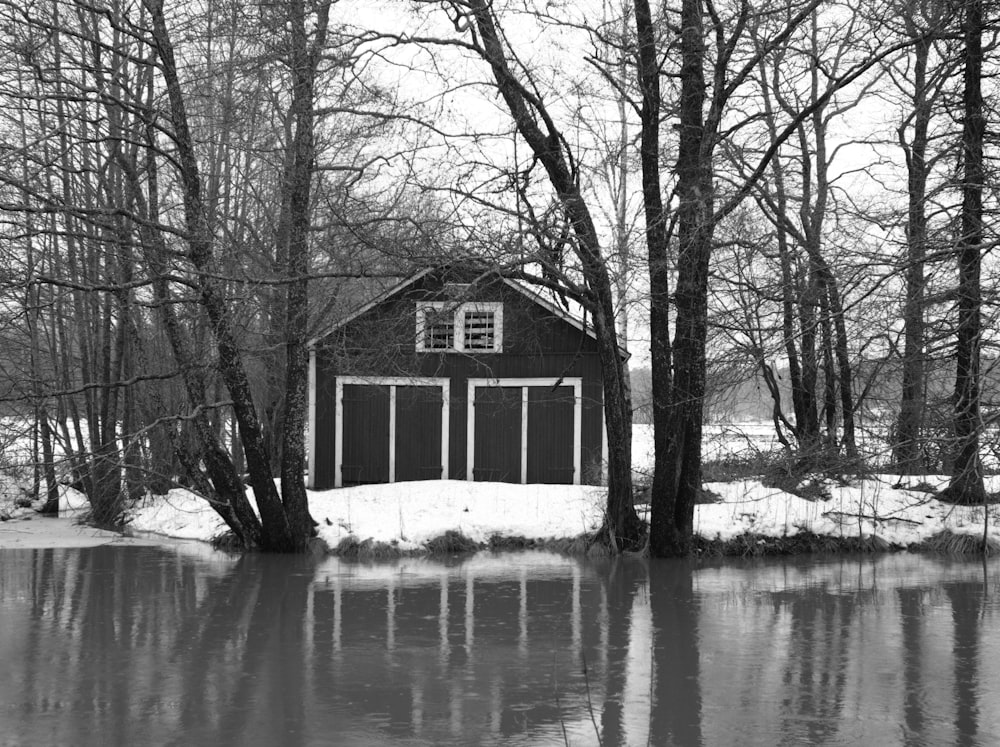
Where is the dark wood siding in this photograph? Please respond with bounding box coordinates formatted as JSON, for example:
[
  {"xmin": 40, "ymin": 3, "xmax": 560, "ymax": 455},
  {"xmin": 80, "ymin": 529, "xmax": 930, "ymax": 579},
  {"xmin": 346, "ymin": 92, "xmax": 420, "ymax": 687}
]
[
  {"xmin": 472, "ymin": 386, "xmax": 521, "ymax": 482},
  {"xmin": 313, "ymin": 350, "xmax": 338, "ymax": 488},
  {"xmin": 526, "ymin": 385, "xmax": 575, "ymax": 484},
  {"xmin": 313, "ymin": 269, "xmax": 613, "ymax": 487},
  {"xmin": 395, "ymin": 385, "xmax": 444, "ymax": 481},
  {"xmin": 341, "ymin": 384, "xmax": 390, "ymax": 484}
]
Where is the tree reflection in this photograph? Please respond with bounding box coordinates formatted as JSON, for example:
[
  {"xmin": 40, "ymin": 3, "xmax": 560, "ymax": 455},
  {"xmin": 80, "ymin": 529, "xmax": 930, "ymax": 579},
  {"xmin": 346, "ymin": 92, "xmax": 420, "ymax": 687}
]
[
  {"xmin": 599, "ymin": 559, "xmax": 647, "ymax": 747},
  {"xmin": 648, "ymin": 559, "xmax": 702, "ymax": 746},
  {"xmin": 774, "ymin": 583, "xmax": 857, "ymax": 745},
  {"xmin": 897, "ymin": 586, "xmax": 926, "ymax": 746},
  {"xmin": 174, "ymin": 555, "xmax": 315, "ymax": 747},
  {"xmin": 946, "ymin": 580, "xmax": 984, "ymax": 747}
]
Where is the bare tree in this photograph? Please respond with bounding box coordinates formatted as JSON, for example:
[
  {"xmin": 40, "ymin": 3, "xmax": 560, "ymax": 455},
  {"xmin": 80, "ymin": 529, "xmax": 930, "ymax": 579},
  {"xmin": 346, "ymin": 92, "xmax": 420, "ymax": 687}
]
[
  {"xmin": 0, "ymin": 0, "xmax": 390, "ymax": 550},
  {"xmin": 378, "ymin": 1, "xmax": 644, "ymax": 549},
  {"xmin": 635, "ymin": 0, "xmax": 918, "ymax": 555},
  {"xmin": 942, "ymin": 0, "xmax": 986, "ymax": 504}
]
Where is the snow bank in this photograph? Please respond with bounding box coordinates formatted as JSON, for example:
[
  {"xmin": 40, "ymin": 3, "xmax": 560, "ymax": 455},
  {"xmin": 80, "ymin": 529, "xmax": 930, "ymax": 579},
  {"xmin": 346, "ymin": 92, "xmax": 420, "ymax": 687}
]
[
  {"xmin": 119, "ymin": 474, "xmax": 1000, "ymax": 551},
  {"xmin": 127, "ymin": 480, "xmax": 607, "ymax": 551},
  {"xmin": 310, "ymin": 480, "xmax": 606, "ymax": 551},
  {"xmin": 698, "ymin": 475, "xmax": 1000, "ymax": 546}
]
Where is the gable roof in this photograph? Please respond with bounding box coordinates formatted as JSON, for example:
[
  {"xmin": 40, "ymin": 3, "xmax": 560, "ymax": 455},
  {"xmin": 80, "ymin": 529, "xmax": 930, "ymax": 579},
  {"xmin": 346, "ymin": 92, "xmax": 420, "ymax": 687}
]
[
  {"xmin": 309, "ymin": 267, "xmax": 629, "ymax": 360},
  {"xmin": 308, "ymin": 268, "xmax": 434, "ymax": 348}
]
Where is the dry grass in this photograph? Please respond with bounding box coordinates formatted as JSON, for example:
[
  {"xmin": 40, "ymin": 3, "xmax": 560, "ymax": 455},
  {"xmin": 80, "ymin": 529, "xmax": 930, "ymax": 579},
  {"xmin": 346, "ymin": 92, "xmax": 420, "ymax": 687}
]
[
  {"xmin": 694, "ymin": 531, "xmax": 901, "ymax": 557},
  {"xmin": 909, "ymin": 530, "xmax": 1000, "ymax": 555},
  {"xmin": 488, "ymin": 534, "xmax": 536, "ymax": 551}
]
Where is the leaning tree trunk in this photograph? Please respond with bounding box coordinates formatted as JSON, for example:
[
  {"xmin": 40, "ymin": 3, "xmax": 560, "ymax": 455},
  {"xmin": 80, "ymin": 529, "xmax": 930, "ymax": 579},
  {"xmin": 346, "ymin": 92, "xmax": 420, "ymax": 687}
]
[
  {"xmin": 146, "ymin": 0, "xmax": 300, "ymax": 549},
  {"xmin": 468, "ymin": 0, "xmax": 640, "ymax": 550}
]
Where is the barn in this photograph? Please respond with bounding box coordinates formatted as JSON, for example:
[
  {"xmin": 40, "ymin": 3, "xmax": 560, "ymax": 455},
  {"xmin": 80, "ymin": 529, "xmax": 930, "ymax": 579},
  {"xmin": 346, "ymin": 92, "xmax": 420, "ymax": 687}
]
[{"xmin": 307, "ymin": 266, "xmax": 616, "ymax": 488}]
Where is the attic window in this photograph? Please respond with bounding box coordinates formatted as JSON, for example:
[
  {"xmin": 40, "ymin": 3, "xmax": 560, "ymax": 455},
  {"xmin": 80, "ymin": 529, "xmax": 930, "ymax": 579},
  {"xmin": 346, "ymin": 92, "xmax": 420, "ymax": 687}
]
[
  {"xmin": 423, "ymin": 308, "xmax": 455, "ymax": 350},
  {"xmin": 416, "ymin": 302, "xmax": 503, "ymax": 353},
  {"xmin": 463, "ymin": 309, "xmax": 495, "ymax": 350}
]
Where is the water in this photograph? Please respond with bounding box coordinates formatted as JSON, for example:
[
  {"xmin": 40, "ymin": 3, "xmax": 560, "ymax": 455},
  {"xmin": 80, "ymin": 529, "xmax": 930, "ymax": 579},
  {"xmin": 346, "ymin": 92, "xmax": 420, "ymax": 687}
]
[{"xmin": 1, "ymin": 546, "xmax": 999, "ymax": 746}]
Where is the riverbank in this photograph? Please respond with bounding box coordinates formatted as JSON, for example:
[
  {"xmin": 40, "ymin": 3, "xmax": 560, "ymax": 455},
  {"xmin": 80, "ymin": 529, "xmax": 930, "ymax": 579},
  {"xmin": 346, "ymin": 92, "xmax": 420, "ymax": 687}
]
[{"xmin": 1, "ymin": 473, "xmax": 994, "ymax": 555}]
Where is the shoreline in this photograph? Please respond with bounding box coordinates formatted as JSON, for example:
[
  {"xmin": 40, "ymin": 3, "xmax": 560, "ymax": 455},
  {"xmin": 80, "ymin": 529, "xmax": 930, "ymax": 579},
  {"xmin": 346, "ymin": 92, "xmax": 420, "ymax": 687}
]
[
  {"xmin": 2, "ymin": 511, "xmax": 994, "ymax": 559},
  {"xmin": 3, "ymin": 475, "xmax": 999, "ymax": 557}
]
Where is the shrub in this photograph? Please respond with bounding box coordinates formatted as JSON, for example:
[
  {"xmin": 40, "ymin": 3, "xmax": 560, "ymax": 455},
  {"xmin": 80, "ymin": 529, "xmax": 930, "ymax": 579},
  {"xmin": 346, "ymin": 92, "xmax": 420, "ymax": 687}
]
[
  {"xmin": 333, "ymin": 536, "xmax": 403, "ymax": 559},
  {"xmin": 423, "ymin": 530, "xmax": 479, "ymax": 555}
]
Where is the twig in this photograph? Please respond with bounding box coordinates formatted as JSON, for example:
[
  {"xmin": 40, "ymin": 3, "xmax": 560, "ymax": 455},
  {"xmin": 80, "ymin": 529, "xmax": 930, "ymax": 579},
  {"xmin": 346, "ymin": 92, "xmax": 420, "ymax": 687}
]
[
  {"xmin": 580, "ymin": 651, "xmax": 604, "ymax": 747},
  {"xmin": 822, "ymin": 510, "xmax": 922, "ymax": 525}
]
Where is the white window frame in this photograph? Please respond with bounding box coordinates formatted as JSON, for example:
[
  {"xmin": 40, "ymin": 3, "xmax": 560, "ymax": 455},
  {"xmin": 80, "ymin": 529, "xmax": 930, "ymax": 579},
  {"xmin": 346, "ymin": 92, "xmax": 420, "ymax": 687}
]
[
  {"xmin": 466, "ymin": 377, "xmax": 582, "ymax": 485},
  {"xmin": 415, "ymin": 302, "xmax": 503, "ymax": 353},
  {"xmin": 334, "ymin": 376, "xmax": 450, "ymax": 488},
  {"xmin": 416, "ymin": 303, "xmax": 456, "ymax": 351}
]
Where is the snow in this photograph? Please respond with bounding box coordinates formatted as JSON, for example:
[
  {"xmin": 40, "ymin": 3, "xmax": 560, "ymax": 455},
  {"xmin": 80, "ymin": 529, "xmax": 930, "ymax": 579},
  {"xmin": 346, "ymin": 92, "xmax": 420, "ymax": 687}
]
[
  {"xmin": 0, "ymin": 516, "xmax": 161, "ymax": 549},
  {"xmin": 697, "ymin": 475, "xmax": 1000, "ymax": 546},
  {"xmin": 127, "ymin": 481, "xmax": 608, "ymax": 551},
  {"xmin": 2, "ymin": 420, "xmax": 1000, "ymax": 552},
  {"xmin": 116, "ymin": 473, "xmax": 1000, "ymax": 552}
]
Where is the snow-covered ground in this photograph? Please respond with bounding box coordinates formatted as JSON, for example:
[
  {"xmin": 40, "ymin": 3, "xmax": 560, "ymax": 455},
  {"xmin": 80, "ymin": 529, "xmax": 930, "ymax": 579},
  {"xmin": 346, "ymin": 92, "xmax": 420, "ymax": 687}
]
[
  {"xmin": 48, "ymin": 472, "xmax": 999, "ymax": 553},
  {"xmin": 2, "ymin": 420, "xmax": 999, "ymax": 552},
  {"xmin": 632, "ymin": 422, "xmax": 783, "ymax": 475},
  {"xmin": 120, "ymin": 482, "xmax": 608, "ymax": 552}
]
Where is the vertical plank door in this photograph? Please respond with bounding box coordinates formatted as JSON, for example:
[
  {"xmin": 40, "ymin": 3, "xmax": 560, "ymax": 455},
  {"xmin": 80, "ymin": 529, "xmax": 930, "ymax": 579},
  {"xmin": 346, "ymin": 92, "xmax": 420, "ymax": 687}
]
[
  {"xmin": 341, "ymin": 384, "xmax": 390, "ymax": 484},
  {"xmin": 473, "ymin": 386, "xmax": 522, "ymax": 482},
  {"xmin": 395, "ymin": 385, "xmax": 444, "ymax": 481},
  {"xmin": 526, "ymin": 385, "xmax": 575, "ymax": 484}
]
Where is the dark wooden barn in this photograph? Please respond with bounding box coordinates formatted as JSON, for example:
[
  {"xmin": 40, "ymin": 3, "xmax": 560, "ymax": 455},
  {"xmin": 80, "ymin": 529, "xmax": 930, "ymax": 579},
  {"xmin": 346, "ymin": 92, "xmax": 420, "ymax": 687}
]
[{"xmin": 307, "ymin": 266, "xmax": 615, "ymax": 488}]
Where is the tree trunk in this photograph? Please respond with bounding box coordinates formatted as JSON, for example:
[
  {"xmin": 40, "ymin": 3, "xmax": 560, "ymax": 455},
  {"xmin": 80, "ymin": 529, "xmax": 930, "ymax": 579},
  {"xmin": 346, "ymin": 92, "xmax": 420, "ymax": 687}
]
[
  {"xmin": 634, "ymin": 0, "xmax": 675, "ymax": 553},
  {"xmin": 278, "ymin": 0, "xmax": 330, "ymax": 547},
  {"xmin": 894, "ymin": 27, "xmax": 931, "ymax": 474},
  {"xmin": 651, "ymin": 0, "xmax": 713, "ymax": 557},
  {"xmin": 146, "ymin": 0, "xmax": 299, "ymax": 549},
  {"xmin": 944, "ymin": 0, "xmax": 985, "ymax": 504},
  {"xmin": 468, "ymin": 0, "xmax": 639, "ymax": 550}
]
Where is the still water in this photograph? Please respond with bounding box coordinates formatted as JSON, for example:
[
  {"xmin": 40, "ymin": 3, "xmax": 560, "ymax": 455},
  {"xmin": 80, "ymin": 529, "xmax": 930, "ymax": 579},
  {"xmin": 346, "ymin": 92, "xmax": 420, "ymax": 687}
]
[{"xmin": 1, "ymin": 546, "xmax": 998, "ymax": 746}]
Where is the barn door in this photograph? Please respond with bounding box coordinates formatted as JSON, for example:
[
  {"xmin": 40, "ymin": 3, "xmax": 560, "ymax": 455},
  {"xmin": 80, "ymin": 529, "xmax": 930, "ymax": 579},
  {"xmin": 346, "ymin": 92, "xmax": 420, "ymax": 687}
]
[
  {"xmin": 526, "ymin": 385, "xmax": 575, "ymax": 484},
  {"xmin": 472, "ymin": 386, "xmax": 522, "ymax": 482},
  {"xmin": 341, "ymin": 384, "xmax": 390, "ymax": 485},
  {"xmin": 395, "ymin": 385, "xmax": 444, "ymax": 481}
]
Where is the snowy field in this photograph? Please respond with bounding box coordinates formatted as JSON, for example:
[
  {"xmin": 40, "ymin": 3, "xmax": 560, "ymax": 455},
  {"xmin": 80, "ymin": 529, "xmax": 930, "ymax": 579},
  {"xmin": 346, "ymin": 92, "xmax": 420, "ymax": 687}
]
[
  {"xmin": 632, "ymin": 422, "xmax": 782, "ymax": 476},
  {"xmin": 2, "ymin": 420, "xmax": 1000, "ymax": 552}
]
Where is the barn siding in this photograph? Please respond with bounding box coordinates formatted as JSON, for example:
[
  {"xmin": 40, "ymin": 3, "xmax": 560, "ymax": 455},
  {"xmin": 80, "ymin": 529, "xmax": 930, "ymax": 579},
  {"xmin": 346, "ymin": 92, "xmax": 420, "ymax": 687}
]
[{"xmin": 312, "ymin": 270, "xmax": 611, "ymax": 488}]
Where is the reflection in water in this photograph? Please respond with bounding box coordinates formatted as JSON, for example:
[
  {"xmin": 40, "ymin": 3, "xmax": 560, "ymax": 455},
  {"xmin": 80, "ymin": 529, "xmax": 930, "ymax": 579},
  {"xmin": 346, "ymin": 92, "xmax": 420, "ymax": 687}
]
[
  {"xmin": 898, "ymin": 586, "xmax": 926, "ymax": 746},
  {"xmin": 649, "ymin": 560, "xmax": 702, "ymax": 747},
  {"xmin": 2, "ymin": 548, "xmax": 1000, "ymax": 746},
  {"xmin": 947, "ymin": 578, "xmax": 983, "ymax": 747}
]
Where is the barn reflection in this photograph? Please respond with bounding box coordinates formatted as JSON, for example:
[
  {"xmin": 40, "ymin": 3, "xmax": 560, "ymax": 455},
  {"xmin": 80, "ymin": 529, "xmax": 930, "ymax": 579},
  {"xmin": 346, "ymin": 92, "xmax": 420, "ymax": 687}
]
[{"xmin": 309, "ymin": 554, "xmax": 615, "ymax": 744}]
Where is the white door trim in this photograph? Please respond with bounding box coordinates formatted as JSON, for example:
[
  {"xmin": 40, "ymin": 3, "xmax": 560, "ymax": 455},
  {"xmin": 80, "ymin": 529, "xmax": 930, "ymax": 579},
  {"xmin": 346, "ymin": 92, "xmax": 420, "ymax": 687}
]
[
  {"xmin": 307, "ymin": 348, "xmax": 317, "ymax": 488},
  {"xmin": 466, "ymin": 377, "xmax": 583, "ymax": 484},
  {"xmin": 335, "ymin": 376, "xmax": 450, "ymax": 487}
]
